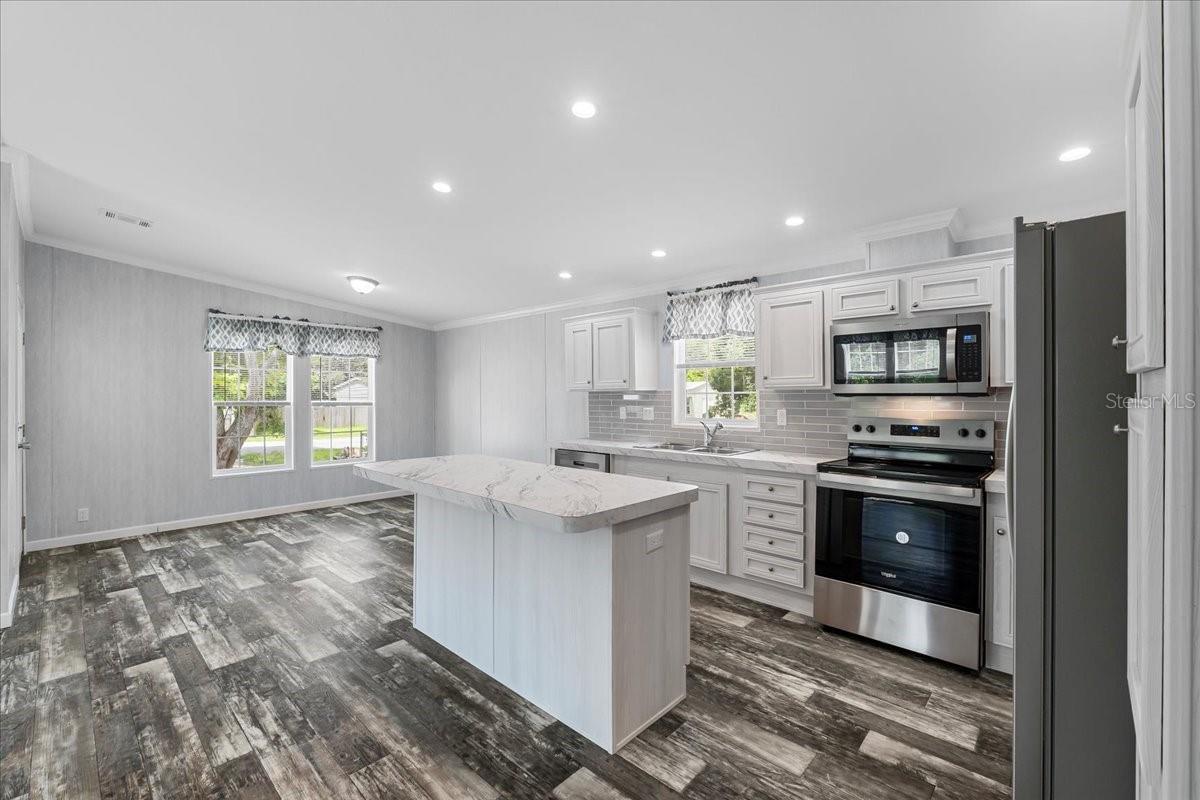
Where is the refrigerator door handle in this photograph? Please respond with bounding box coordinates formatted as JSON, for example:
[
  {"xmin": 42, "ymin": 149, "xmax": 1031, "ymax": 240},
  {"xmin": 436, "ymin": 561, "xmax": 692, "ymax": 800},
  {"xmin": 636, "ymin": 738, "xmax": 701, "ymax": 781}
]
[{"xmin": 1005, "ymin": 386, "xmax": 1014, "ymax": 525}]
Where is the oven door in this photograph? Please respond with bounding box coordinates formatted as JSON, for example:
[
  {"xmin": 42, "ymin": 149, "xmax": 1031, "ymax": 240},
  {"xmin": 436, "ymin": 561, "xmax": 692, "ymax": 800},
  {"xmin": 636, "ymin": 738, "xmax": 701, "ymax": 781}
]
[{"xmin": 816, "ymin": 482, "xmax": 982, "ymax": 613}]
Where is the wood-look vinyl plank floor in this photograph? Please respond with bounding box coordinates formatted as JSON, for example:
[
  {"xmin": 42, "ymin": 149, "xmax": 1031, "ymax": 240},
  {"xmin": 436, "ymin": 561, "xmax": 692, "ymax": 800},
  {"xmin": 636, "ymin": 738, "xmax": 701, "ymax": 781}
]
[{"xmin": 0, "ymin": 497, "xmax": 1012, "ymax": 799}]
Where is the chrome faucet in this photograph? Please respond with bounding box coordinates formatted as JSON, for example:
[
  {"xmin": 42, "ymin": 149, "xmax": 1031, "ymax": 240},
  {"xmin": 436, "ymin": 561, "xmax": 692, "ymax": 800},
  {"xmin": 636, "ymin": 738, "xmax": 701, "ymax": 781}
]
[{"xmin": 698, "ymin": 419, "xmax": 724, "ymax": 447}]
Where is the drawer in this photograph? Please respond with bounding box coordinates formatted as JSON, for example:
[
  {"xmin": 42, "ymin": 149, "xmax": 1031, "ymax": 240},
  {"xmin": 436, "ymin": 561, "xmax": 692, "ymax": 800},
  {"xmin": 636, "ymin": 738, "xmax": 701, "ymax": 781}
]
[
  {"xmin": 743, "ymin": 473, "xmax": 805, "ymax": 504},
  {"xmin": 743, "ymin": 551, "xmax": 806, "ymax": 589},
  {"xmin": 743, "ymin": 526, "xmax": 804, "ymax": 560},
  {"xmin": 742, "ymin": 499, "xmax": 805, "ymax": 533}
]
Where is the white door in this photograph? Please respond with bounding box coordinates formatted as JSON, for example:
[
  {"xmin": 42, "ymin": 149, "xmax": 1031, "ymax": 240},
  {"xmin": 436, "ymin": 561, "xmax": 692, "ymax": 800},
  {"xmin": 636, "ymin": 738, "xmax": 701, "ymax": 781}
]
[
  {"xmin": 674, "ymin": 477, "xmax": 727, "ymax": 574},
  {"xmin": 989, "ymin": 514, "xmax": 1014, "ymax": 649},
  {"xmin": 591, "ymin": 317, "xmax": 631, "ymax": 390},
  {"xmin": 829, "ymin": 279, "xmax": 899, "ymax": 320},
  {"xmin": 16, "ymin": 291, "xmax": 26, "ymax": 548},
  {"xmin": 907, "ymin": 265, "xmax": 993, "ymax": 312},
  {"xmin": 1122, "ymin": 0, "xmax": 1165, "ymax": 374},
  {"xmin": 1126, "ymin": 401, "xmax": 1164, "ymax": 793},
  {"xmin": 758, "ymin": 290, "xmax": 824, "ymax": 388},
  {"xmin": 564, "ymin": 321, "xmax": 593, "ymax": 390}
]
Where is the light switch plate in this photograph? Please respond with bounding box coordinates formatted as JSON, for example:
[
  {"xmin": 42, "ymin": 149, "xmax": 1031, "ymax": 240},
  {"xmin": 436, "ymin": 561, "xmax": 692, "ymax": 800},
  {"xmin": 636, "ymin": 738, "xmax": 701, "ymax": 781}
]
[
  {"xmin": 642, "ymin": 407, "xmax": 655, "ymax": 421},
  {"xmin": 777, "ymin": 408, "xmax": 787, "ymax": 426},
  {"xmin": 619, "ymin": 407, "xmax": 627, "ymax": 420},
  {"xmin": 645, "ymin": 528, "xmax": 664, "ymax": 553}
]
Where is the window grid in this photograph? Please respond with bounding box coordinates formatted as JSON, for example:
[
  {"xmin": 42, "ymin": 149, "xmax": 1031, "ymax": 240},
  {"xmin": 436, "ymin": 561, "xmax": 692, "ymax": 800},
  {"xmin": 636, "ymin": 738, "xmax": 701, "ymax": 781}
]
[
  {"xmin": 211, "ymin": 349, "xmax": 292, "ymax": 475},
  {"xmin": 673, "ymin": 335, "xmax": 759, "ymax": 427},
  {"xmin": 311, "ymin": 356, "xmax": 374, "ymax": 465}
]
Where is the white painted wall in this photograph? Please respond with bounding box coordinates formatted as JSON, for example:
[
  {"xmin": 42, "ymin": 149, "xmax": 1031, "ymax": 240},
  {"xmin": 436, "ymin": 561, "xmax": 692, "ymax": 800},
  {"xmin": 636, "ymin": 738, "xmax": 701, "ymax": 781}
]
[
  {"xmin": 21, "ymin": 243, "xmax": 436, "ymax": 545},
  {"xmin": 1, "ymin": 162, "xmax": 25, "ymax": 623}
]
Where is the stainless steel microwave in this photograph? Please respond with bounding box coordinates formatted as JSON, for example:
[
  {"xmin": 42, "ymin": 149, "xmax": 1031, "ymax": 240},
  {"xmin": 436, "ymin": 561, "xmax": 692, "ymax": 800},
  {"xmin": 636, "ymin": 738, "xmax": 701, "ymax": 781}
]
[{"xmin": 830, "ymin": 312, "xmax": 989, "ymax": 396}]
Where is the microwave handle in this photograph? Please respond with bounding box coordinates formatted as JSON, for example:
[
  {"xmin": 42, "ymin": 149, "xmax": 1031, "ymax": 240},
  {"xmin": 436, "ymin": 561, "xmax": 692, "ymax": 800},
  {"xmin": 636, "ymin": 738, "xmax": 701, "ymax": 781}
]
[{"xmin": 945, "ymin": 327, "xmax": 957, "ymax": 382}]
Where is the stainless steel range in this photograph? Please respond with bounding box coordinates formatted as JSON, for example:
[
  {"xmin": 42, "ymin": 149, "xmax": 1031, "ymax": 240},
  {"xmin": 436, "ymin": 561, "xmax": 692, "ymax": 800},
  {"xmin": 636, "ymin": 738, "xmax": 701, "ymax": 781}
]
[{"xmin": 815, "ymin": 416, "xmax": 995, "ymax": 669}]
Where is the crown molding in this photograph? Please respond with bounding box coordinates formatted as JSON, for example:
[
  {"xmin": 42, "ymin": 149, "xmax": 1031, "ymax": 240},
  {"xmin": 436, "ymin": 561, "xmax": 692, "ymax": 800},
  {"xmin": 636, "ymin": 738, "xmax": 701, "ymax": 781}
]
[
  {"xmin": 25, "ymin": 232, "xmax": 434, "ymax": 330},
  {"xmin": 0, "ymin": 146, "xmax": 34, "ymax": 239},
  {"xmin": 856, "ymin": 207, "xmax": 964, "ymax": 244}
]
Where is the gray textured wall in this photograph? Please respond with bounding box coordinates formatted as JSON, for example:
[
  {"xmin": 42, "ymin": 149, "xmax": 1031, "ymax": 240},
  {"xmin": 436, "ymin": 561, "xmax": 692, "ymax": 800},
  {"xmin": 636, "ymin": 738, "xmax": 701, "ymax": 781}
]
[
  {"xmin": 1, "ymin": 163, "xmax": 25, "ymax": 619},
  {"xmin": 22, "ymin": 243, "xmax": 436, "ymax": 544}
]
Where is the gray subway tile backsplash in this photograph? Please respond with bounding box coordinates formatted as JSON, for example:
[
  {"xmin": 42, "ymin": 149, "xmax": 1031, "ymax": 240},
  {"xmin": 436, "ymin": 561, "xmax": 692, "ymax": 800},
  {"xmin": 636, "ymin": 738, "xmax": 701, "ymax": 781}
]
[{"xmin": 587, "ymin": 386, "xmax": 1012, "ymax": 469}]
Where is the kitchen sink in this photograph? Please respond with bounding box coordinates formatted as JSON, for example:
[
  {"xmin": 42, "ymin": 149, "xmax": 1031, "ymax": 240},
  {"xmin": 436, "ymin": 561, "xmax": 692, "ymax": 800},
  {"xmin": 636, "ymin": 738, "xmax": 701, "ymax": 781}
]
[{"xmin": 636, "ymin": 443, "xmax": 758, "ymax": 456}]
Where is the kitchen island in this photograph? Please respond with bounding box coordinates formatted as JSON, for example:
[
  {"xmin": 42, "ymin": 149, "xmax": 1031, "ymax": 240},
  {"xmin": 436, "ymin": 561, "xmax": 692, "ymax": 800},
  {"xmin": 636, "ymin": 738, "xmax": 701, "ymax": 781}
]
[{"xmin": 355, "ymin": 455, "xmax": 698, "ymax": 753}]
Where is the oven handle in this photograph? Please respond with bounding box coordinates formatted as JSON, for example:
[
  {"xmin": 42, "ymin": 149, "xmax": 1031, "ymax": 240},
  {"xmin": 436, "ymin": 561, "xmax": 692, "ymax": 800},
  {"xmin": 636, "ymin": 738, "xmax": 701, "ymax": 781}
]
[{"xmin": 817, "ymin": 472, "xmax": 981, "ymax": 507}]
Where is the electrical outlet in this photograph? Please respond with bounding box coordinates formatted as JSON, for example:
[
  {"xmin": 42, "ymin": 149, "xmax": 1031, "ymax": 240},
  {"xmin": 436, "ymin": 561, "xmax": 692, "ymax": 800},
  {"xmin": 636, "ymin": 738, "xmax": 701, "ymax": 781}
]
[
  {"xmin": 777, "ymin": 408, "xmax": 787, "ymax": 426},
  {"xmin": 641, "ymin": 407, "xmax": 655, "ymax": 421},
  {"xmin": 77, "ymin": 507, "xmax": 89, "ymax": 522},
  {"xmin": 619, "ymin": 407, "xmax": 627, "ymax": 420},
  {"xmin": 645, "ymin": 528, "xmax": 664, "ymax": 553}
]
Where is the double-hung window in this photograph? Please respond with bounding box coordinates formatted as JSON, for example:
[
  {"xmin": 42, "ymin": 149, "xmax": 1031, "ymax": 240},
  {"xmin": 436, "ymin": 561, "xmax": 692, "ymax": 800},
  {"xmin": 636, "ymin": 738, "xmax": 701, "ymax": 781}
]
[
  {"xmin": 310, "ymin": 355, "xmax": 374, "ymax": 465},
  {"xmin": 211, "ymin": 348, "xmax": 292, "ymax": 474},
  {"xmin": 672, "ymin": 334, "xmax": 759, "ymax": 427}
]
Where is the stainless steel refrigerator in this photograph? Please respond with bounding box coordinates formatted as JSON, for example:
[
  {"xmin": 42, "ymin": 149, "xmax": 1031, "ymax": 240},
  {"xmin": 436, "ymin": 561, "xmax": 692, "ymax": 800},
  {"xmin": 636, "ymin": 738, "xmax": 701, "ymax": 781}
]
[{"xmin": 1011, "ymin": 212, "xmax": 1135, "ymax": 799}]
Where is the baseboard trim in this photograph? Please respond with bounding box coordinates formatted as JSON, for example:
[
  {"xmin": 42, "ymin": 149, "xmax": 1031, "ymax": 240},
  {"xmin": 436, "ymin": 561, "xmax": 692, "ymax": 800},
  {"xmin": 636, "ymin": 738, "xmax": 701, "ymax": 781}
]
[
  {"xmin": 690, "ymin": 568, "xmax": 814, "ymax": 616},
  {"xmin": 23, "ymin": 490, "xmax": 411, "ymax": 552},
  {"xmin": 0, "ymin": 578, "xmax": 18, "ymax": 628}
]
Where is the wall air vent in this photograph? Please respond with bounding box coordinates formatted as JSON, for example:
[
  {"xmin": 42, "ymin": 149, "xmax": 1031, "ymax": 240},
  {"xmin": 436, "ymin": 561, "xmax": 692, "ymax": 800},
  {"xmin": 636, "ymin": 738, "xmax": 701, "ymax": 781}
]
[{"xmin": 98, "ymin": 208, "xmax": 153, "ymax": 229}]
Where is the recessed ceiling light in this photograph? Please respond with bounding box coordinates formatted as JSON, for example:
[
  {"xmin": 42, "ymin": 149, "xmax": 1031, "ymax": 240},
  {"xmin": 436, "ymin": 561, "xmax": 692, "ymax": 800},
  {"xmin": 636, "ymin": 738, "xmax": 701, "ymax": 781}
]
[
  {"xmin": 431, "ymin": 181, "xmax": 453, "ymax": 193},
  {"xmin": 1058, "ymin": 146, "xmax": 1091, "ymax": 162},
  {"xmin": 571, "ymin": 100, "xmax": 597, "ymax": 119},
  {"xmin": 785, "ymin": 215, "xmax": 805, "ymax": 227},
  {"xmin": 650, "ymin": 249, "xmax": 666, "ymax": 258},
  {"xmin": 558, "ymin": 271, "xmax": 573, "ymax": 280},
  {"xmin": 347, "ymin": 276, "xmax": 379, "ymax": 294}
]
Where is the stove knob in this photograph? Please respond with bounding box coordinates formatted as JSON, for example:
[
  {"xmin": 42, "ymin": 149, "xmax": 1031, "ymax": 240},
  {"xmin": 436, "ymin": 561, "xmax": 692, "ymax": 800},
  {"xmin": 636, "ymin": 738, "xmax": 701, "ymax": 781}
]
[
  {"xmin": 851, "ymin": 424, "xmax": 862, "ymax": 433},
  {"xmin": 865, "ymin": 424, "xmax": 876, "ymax": 433},
  {"xmin": 975, "ymin": 428, "xmax": 988, "ymax": 438},
  {"xmin": 958, "ymin": 427, "xmax": 970, "ymax": 437}
]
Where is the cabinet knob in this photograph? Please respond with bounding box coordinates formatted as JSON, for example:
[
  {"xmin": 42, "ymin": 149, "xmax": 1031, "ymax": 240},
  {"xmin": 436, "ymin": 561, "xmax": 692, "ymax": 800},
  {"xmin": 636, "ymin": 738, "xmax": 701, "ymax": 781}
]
[
  {"xmin": 912, "ymin": 301, "xmax": 920, "ymax": 308},
  {"xmin": 767, "ymin": 513, "xmax": 774, "ymax": 519},
  {"xmin": 767, "ymin": 567, "xmax": 775, "ymax": 573},
  {"xmin": 767, "ymin": 486, "xmax": 775, "ymax": 492},
  {"xmin": 767, "ymin": 539, "xmax": 775, "ymax": 545},
  {"xmin": 889, "ymin": 304, "xmax": 896, "ymax": 311},
  {"xmin": 996, "ymin": 528, "xmax": 1007, "ymax": 536}
]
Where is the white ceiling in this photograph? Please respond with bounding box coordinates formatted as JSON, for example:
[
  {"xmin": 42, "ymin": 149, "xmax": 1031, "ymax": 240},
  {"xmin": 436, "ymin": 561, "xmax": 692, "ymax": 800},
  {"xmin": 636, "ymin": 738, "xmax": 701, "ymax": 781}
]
[{"xmin": 1, "ymin": 1, "xmax": 1128, "ymax": 328}]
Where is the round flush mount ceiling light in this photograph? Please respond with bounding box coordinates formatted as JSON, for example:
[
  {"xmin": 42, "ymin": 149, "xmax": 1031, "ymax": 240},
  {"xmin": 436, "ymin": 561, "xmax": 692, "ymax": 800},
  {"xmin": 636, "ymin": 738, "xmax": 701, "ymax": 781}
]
[
  {"xmin": 347, "ymin": 276, "xmax": 379, "ymax": 294},
  {"xmin": 650, "ymin": 249, "xmax": 667, "ymax": 258},
  {"xmin": 558, "ymin": 271, "xmax": 573, "ymax": 280},
  {"xmin": 1058, "ymin": 146, "xmax": 1091, "ymax": 162},
  {"xmin": 431, "ymin": 181, "xmax": 453, "ymax": 193},
  {"xmin": 785, "ymin": 215, "xmax": 805, "ymax": 227},
  {"xmin": 571, "ymin": 100, "xmax": 597, "ymax": 119}
]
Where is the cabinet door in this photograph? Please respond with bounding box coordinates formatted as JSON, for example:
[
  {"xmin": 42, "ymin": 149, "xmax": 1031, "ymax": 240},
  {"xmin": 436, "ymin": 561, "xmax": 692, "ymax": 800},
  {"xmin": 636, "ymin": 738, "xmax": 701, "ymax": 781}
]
[
  {"xmin": 990, "ymin": 515, "xmax": 1014, "ymax": 649},
  {"xmin": 907, "ymin": 265, "xmax": 993, "ymax": 312},
  {"xmin": 674, "ymin": 477, "xmax": 728, "ymax": 574},
  {"xmin": 758, "ymin": 290, "xmax": 824, "ymax": 388},
  {"xmin": 591, "ymin": 317, "xmax": 631, "ymax": 390},
  {"xmin": 1122, "ymin": 0, "xmax": 1164, "ymax": 373},
  {"xmin": 829, "ymin": 279, "xmax": 899, "ymax": 320},
  {"xmin": 1126, "ymin": 401, "xmax": 1164, "ymax": 788},
  {"xmin": 564, "ymin": 322, "xmax": 594, "ymax": 390}
]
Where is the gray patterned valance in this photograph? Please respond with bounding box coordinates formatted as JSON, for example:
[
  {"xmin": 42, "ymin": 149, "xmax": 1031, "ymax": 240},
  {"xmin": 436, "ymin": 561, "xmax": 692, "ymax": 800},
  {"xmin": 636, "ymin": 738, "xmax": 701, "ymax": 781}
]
[
  {"xmin": 204, "ymin": 311, "xmax": 382, "ymax": 358},
  {"xmin": 662, "ymin": 279, "xmax": 758, "ymax": 343}
]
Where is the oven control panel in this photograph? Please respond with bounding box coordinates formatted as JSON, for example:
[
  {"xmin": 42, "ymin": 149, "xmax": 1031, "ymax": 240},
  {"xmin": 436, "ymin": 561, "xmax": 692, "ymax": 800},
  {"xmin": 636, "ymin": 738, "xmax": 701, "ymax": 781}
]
[{"xmin": 847, "ymin": 417, "xmax": 995, "ymax": 451}]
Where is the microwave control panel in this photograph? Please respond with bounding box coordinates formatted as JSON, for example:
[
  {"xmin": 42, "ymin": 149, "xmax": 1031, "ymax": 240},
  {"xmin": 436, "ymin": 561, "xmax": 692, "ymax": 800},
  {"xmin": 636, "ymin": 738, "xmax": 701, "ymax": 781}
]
[{"xmin": 956, "ymin": 326, "xmax": 984, "ymax": 381}]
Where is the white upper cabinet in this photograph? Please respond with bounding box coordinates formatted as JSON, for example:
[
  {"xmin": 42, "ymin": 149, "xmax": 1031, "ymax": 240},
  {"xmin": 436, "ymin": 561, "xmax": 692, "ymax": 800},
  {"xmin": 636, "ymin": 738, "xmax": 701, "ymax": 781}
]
[
  {"xmin": 907, "ymin": 265, "xmax": 993, "ymax": 312},
  {"xmin": 758, "ymin": 289, "xmax": 825, "ymax": 388},
  {"xmin": 592, "ymin": 317, "xmax": 631, "ymax": 390},
  {"xmin": 829, "ymin": 278, "xmax": 900, "ymax": 320},
  {"xmin": 562, "ymin": 308, "xmax": 659, "ymax": 392},
  {"xmin": 564, "ymin": 321, "xmax": 594, "ymax": 390},
  {"xmin": 1122, "ymin": 0, "xmax": 1165, "ymax": 374}
]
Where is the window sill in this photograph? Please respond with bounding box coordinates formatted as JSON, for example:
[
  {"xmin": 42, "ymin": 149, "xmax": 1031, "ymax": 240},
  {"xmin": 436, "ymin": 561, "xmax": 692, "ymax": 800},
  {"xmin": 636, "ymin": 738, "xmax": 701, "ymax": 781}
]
[
  {"xmin": 211, "ymin": 465, "xmax": 295, "ymax": 479},
  {"xmin": 310, "ymin": 458, "xmax": 375, "ymax": 470}
]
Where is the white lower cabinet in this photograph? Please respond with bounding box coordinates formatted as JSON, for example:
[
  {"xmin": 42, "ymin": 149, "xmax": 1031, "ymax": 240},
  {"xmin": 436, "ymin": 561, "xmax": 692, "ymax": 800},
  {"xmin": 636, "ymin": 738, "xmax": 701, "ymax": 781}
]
[
  {"xmin": 675, "ymin": 478, "xmax": 728, "ymax": 573},
  {"xmin": 989, "ymin": 513, "xmax": 1014, "ymax": 650}
]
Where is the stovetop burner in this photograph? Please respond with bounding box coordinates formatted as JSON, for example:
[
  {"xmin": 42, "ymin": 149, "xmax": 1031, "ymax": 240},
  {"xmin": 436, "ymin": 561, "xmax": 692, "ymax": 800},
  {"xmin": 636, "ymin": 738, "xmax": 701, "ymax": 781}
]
[{"xmin": 819, "ymin": 415, "xmax": 997, "ymax": 488}]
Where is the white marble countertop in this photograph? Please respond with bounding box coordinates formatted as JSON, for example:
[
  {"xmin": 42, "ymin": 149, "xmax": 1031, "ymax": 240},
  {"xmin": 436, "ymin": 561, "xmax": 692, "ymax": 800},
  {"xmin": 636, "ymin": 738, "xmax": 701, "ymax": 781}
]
[
  {"xmin": 555, "ymin": 438, "xmax": 831, "ymax": 475},
  {"xmin": 355, "ymin": 455, "xmax": 699, "ymax": 533},
  {"xmin": 984, "ymin": 469, "xmax": 1006, "ymax": 495}
]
